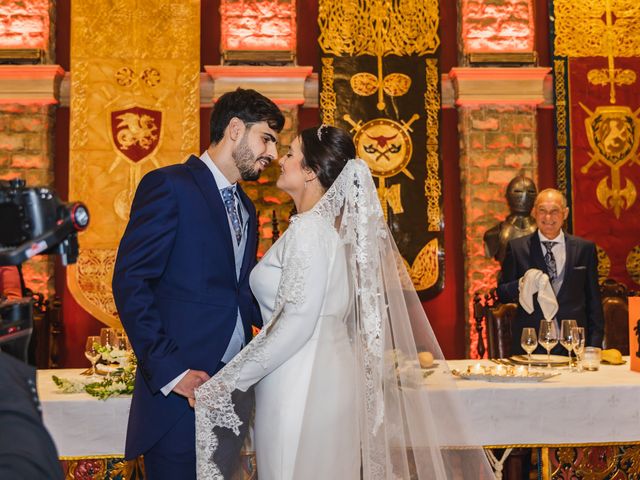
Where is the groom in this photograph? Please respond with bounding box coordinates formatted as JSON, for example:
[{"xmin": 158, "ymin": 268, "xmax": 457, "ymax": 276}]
[{"xmin": 112, "ymin": 88, "xmax": 284, "ymax": 479}]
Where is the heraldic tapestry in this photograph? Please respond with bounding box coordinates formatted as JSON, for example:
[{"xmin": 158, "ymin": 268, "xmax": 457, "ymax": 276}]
[
  {"xmin": 552, "ymin": 0, "xmax": 640, "ymax": 288},
  {"xmin": 68, "ymin": 1, "xmax": 200, "ymax": 326},
  {"xmin": 318, "ymin": 0, "xmax": 444, "ymax": 299}
]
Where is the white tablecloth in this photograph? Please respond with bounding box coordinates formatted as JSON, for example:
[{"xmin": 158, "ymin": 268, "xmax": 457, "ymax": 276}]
[
  {"xmin": 38, "ymin": 359, "xmax": 640, "ymax": 457},
  {"xmin": 38, "ymin": 370, "xmax": 130, "ymax": 457},
  {"xmin": 439, "ymin": 359, "xmax": 640, "ymax": 446}
]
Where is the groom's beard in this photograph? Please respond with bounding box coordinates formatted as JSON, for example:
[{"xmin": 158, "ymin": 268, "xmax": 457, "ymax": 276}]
[{"xmin": 233, "ymin": 137, "xmax": 261, "ymax": 181}]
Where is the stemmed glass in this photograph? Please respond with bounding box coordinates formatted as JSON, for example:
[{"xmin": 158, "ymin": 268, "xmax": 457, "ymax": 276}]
[
  {"xmin": 100, "ymin": 327, "xmax": 118, "ymax": 348},
  {"xmin": 538, "ymin": 320, "xmax": 558, "ymax": 368},
  {"xmin": 571, "ymin": 327, "xmax": 586, "ymax": 372},
  {"xmin": 84, "ymin": 336, "xmax": 101, "ymax": 378},
  {"xmin": 117, "ymin": 333, "xmax": 132, "ymax": 352},
  {"xmin": 560, "ymin": 319, "xmax": 578, "ymax": 371},
  {"xmin": 520, "ymin": 328, "xmax": 537, "ymax": 373}
]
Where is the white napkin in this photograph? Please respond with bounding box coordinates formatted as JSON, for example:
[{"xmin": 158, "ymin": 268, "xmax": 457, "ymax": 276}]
[{"xmin": 518, "ymin": 268, "xmax": 558, "ymax": 320}]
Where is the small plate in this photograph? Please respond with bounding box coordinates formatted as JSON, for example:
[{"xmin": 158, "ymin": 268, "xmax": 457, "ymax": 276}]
[
  {"xmin": 510, "ymin": 354, "xmax": 570, "ymax": 367},
  {"xmin": 451, "ymin": 369, "xmax": 560, "ymax": 383},
  {"xmin": 95, "ymin": 363, "xmax": 120, "ymax": 375}
]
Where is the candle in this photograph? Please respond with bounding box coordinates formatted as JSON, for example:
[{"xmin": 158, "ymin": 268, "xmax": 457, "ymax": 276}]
[
  {"xmin": 494, "ymin": 364, "xmax": 506, "ymax": 376},
  {"xmin": 515, "ymin": 365, "xmax": 527, "ymax": 376},
  {"xmin": 471, "ymin": 363, "xmax": 484, "ymax": 374}
]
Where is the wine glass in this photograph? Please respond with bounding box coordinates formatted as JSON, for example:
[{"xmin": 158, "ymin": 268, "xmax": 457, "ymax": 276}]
[
  {"xmin": 117, "ymin": 333, "xmax": 132, "ymax": 352},
  {"xmin": 84, "ymin": 336, "xmax": 101, "ymax": 378},
  {"xmin": 538, "ymin": 320, "xmax": 558, "ymax": 368},
  {"xmin": 571, "ymin": 326, "xmax": 586, "ymax": 372},
  {"xmin": 100, "ymin": 327, "xmax": 118, "ymax": 348},
  {"xmin": 560, "ymin": 319, "xmax": 577, "ymax": 370},
  {"xmin": 520, "ymin": 328, "xmax": 537, "ymax": 372}
]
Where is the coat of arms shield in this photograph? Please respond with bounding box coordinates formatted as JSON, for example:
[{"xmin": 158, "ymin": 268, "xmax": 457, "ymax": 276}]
[{"xmin": 110, "ymin": 106, "xmax": 162, "ymax": 163}]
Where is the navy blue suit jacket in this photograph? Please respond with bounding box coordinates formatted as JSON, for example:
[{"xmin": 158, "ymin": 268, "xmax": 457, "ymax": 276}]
[
  {"xmin": 497, "ymin": 231, "xmax": 604, "ymax": 355},
  {"xmin": 112, "ymin": 155, "xmax": 261, "ymax": 459}
]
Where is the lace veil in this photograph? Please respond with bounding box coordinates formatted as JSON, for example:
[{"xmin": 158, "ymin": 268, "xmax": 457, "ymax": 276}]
[{"xmin": 195, "ymin": 158, "xmax": 493, "ymax": 479}]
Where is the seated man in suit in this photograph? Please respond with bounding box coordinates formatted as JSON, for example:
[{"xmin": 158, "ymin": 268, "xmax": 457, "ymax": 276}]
[{"xmin": 497, "ymin": 188, "xmax": 604, "ymax": 356}]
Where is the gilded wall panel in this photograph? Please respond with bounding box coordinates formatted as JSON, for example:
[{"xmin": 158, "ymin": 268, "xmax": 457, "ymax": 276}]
[{"xmin": 68, "ymin": 1, "xmax": 200, "ymax": 326}]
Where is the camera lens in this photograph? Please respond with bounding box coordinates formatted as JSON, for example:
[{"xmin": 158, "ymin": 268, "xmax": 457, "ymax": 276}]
[{"xmin": 71, "ymin": 203, "xmax": 90, "ymax": 230}]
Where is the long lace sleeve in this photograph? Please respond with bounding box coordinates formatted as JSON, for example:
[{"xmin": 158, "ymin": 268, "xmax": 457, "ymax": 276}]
[
  {"xmin": 234, "ymin": 214, "xmax": 334, "ymax": 390},
  {"xmin": 194, "ymin": 214, "xmax": 334, "ymax": 479}
]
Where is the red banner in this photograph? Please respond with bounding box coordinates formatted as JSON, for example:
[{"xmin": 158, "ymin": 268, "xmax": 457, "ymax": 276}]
[{"xmin": 568, "ymin": 57, "xmax": 640, "ymax": 288}]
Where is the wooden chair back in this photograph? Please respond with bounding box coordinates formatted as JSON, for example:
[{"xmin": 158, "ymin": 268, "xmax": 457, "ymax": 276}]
[{"xmin": 600, "ymin": 278, "xmax": 630, "ymax": 355}]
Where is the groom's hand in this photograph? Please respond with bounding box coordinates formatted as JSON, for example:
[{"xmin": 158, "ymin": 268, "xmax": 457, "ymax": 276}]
[{"xmin": 173, "ymin": 369, "xmax": 210, "ymax": 403}]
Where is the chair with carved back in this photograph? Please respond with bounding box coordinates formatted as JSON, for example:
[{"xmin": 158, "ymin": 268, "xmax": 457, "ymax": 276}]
[
  {"xmin": 600, "ymin": 278, "xmax": 630, "ymax": 355},
  {"xmin": 482, "ymin": 290, "xmax": 517, "ymax": 359}
]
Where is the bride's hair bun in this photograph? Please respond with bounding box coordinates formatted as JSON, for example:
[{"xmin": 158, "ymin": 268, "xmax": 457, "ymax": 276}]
[{"xmin": 300, "ymin": 125, "xmax": 356, "ymax": 190}]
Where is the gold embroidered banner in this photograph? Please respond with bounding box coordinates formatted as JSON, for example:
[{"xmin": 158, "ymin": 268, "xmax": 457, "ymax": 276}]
[
  {"xmin": 68, "ymin": 1, "xmax": 200, "ymax": 326},
  {"xmin": 318, "ymin": 0, "xmax": 443, "ymax": 299},
  {"xmin": 552, "ymin": 0, "xmax": 640, "ymax": 287}
]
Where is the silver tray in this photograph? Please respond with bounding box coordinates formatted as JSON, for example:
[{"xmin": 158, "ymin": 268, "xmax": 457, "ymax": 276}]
[{"xmin": 451, "ymin": 368, "xmax": 560, "ymax": 383}]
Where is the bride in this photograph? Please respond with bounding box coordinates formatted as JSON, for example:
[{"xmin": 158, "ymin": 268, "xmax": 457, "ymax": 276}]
[{"xmin": 195, "ymin": 125, "xmax": 493, "ymax": 479}]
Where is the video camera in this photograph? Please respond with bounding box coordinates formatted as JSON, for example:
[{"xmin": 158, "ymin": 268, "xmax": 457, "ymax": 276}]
[
  {"xmin": 0, "ymin": 179, "xmax": 89, "ymax": 266},
  {"xmin": 0, "ymin": 178, "xmax": 89, "ymax": 361}
]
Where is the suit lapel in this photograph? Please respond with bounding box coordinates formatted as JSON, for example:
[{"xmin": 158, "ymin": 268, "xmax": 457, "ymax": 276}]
[
  {"xmin": 236, "ymin": 184, "xmax": 256, "ymax": 282},
  {"xmin": 186, "ymin": 156, "xmax": 236, "ymax": 273},
  {"xmin": 557, "ymin": 234, "xmax": 576, "ymax": 298},
  {"xmin": 529, "ymin": 232, "xmax": 548, "ymax": 273}
]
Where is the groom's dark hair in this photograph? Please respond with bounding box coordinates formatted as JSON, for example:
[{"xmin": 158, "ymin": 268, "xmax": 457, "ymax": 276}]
[
  {"xmin": 209, "ymin": 88, "xmax": 285, "ymax": 145},
  {"xmin": 300, "ymin": 126, "xmax": 356, "ymax": 190}
]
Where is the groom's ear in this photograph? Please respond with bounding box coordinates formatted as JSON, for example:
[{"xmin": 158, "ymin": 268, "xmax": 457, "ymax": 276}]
[{"xmin": 227, "ymin": 117, "xmax": 244, "ymax": 141}]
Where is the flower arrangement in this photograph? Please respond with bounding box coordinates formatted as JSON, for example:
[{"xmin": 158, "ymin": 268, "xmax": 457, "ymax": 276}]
[{"xmin": 52, "ymin": 343, "xmax": 137, "ymax": 400}]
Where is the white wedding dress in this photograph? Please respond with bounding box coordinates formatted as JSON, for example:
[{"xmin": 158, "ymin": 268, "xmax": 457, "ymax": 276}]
[
  {"xmin": 247, "ymin": 213, "xmax": 359, "ymax": 479},
  {"xmin": 195, "ymin": 159, "xmax": 494, "ymax": 480}
]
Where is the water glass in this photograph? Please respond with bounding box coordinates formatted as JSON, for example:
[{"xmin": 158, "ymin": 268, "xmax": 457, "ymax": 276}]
[
  {"xmin": 520, "ymin": 328, "xmax": 537, "ymax": 372},
  {"xmin": 84, "ymin": 336, "xmax": 101, "ymax": 377},
  {"xmin": 571, "ymin": 327, "xmax": 585, "ymax": 372},
  {"xmin": 560, "ymin": 319, "xmax": 577, "ymax": 370},
  {"xmin": 538, "ymin": 320, "xmax": 558, "ymax": 368},
  {"xmin": 117, "ymin": 333, "xmax": 132, "ymax": 352},
  {"xmin": 583, "ymin": 346, "xmax": 602, "ymax": 371},
  {"xmin": 100, "ymin": 327, "xmax": 118, "ymax": 347}
]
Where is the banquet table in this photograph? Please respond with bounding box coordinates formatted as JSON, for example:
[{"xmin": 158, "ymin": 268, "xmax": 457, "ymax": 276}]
[
  {"xmin": 38, "ymin": 359, "xmax": 640, "ymax": 478},
  {"xmin": 439, "ymin": 358, "xmax": 640, "ymax": 447}
]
